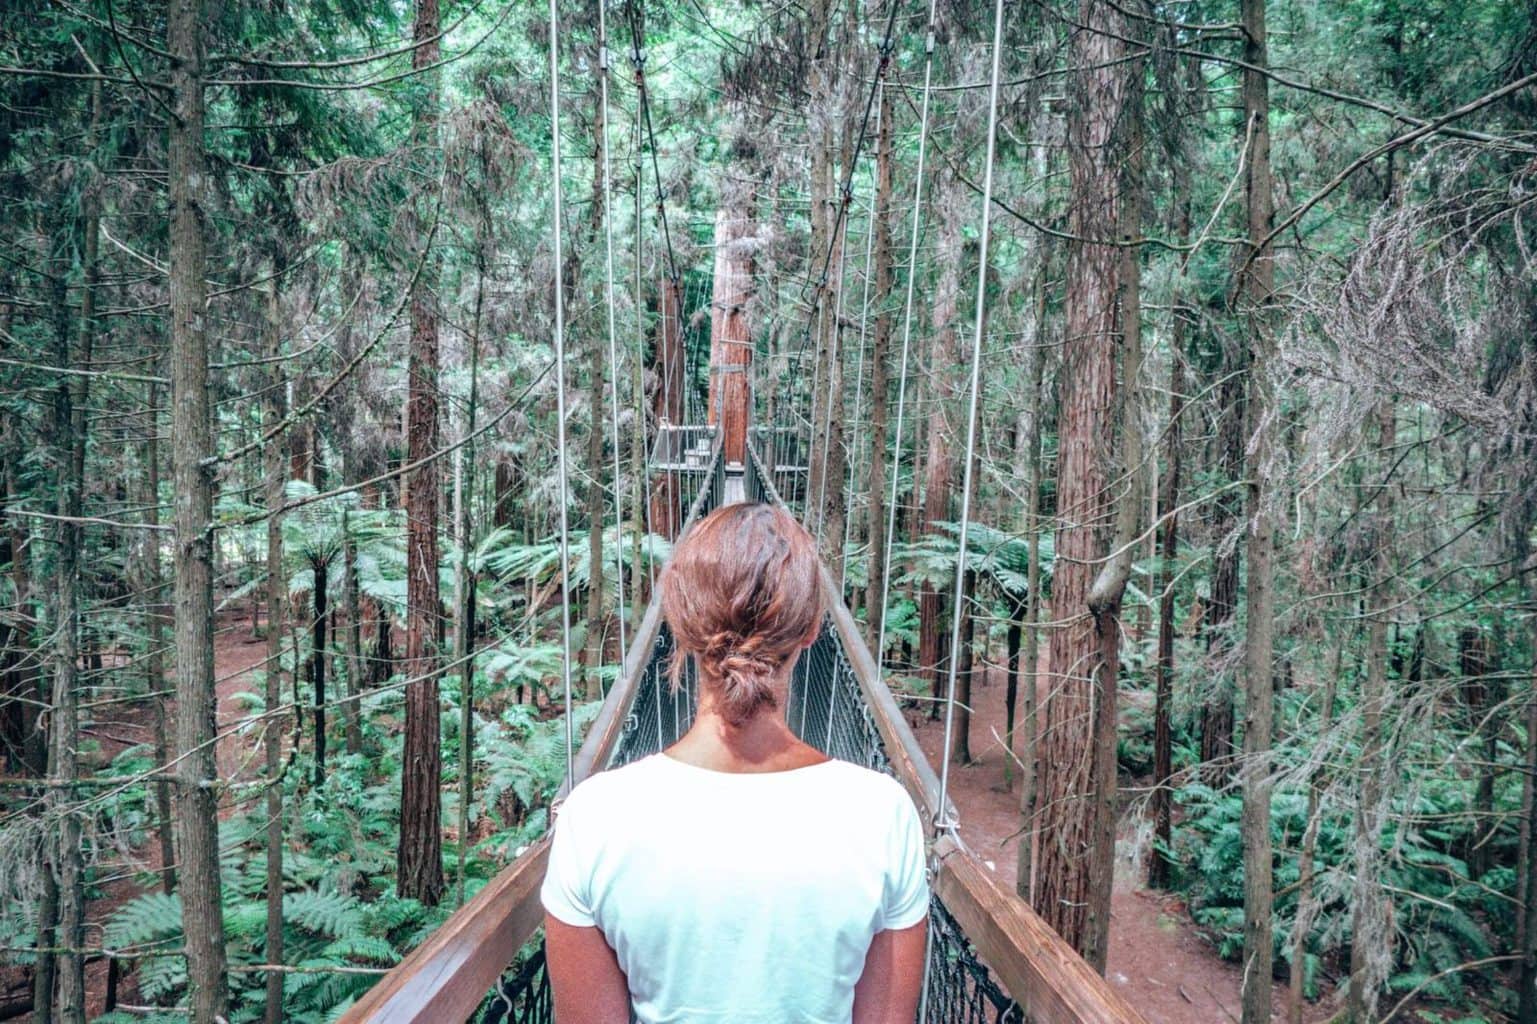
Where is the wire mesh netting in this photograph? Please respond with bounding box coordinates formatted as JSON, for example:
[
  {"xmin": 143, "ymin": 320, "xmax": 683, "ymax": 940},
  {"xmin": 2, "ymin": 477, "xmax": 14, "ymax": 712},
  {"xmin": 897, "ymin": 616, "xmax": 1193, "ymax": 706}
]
[{"xmin": 477, "ymin": 445, "xmax": 1020, "ymax": 1024}]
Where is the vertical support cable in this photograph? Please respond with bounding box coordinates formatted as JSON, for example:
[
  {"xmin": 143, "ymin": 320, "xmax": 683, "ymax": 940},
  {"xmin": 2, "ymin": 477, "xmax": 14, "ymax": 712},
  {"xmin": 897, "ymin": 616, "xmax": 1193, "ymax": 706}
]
[
  {"xmin": 596, "ymin": 2, "xmax": 628, "ymax": 664},
  {"xmin": 937, "ymin": 0, "xmax": 1006, "ymax": 836},
  {"xmin": 548, "ymin": 0, "xmax": 577, "ymax": 792},
  {"xmin": 919, "ymin": 0, "xmax": 1003, "ymax": 1017},
  {"xmin": 874, "ymin": 0, "xmax": 940, "ymax": 672}
]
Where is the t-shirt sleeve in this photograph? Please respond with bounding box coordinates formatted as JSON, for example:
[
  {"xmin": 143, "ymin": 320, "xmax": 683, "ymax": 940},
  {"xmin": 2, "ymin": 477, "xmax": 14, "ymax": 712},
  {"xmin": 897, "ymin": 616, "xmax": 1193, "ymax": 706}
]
[
  {"xmin": 540, "ymin": 793, "xmax": 597, "ymax": 928},
  {"xmin": 879, "ymin": 785, "xmax": 930, "ymax": 931}
]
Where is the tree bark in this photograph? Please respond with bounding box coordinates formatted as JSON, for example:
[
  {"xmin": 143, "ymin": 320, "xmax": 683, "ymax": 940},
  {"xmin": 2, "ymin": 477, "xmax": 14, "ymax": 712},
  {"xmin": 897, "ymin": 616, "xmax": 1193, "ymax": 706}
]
[
  {"xmin": 141, "ymin": 383, "xmax": 177, "ymax": 896},
  {"xmin": 707, "ymin": 189, "xmax": 756, "ymax": 467},
  {"xmin": 341, "ymin": 514, "xmax": 364, "ymax": 758},
  {"xmin": 1032, "ymin": 0, "xmax": 1130, "ymax": 971},
  {"xmin": 863, "ymin": 82, "xmax": 895, "ymax": 646},
  {"xmin": 168, "ymin": 0, "xmax": 230, "ymax": 1013},
  {"xmin": 397, "ymin": 0, "xmax": 446, "ymax": 906},
  {"xmin": 310, "ymin": 556, "xmax": 329, "ymax": 784},
  {"xmin": 261, "ymin": 254, "xmax": 288, "ymax": 1024},
  {"xmin": 583, "ymin": 70, "xmax": 609, "ymax": 701},
  {"xmin": 45, "ymin": 178, "xmax": 90, "ymax": 1024},
  {"xmin": 1238, "ymin": 0, "xmax": 1278, "ymax": 1018},
  {"xmin": 1149, "ymin": 330, "xmax": 1184, "ymax": 891},
  {"xmin": 1015, "ymin": 268, "xmax": 1048, "ymax": 899},
  {"xmin": 951, "ymin": 568, "xmax": 976, "ymax": 766},
  {"xmin": 1519, "ymin": 584, "xmax": 1537, "ymax": 1024},
  {"xmin": 917, "ymin": 175, "xmax": 962, "ymax": 718},
  {"xmin": 649, "ymin": 277, "xmax": 685, "ymax": 539}
]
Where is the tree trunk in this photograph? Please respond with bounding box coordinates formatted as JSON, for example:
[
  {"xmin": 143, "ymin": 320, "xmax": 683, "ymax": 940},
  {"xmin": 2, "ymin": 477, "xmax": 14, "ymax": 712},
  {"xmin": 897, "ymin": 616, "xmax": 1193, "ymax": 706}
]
[
  {"xmin": 261, "ymin": 258, "xmax": 288, "ymax": 1024},
  {"xmin": 1238, "ymin": 0, "xmax": 1278, "ymax": 1018},
  {"xmin": 583, "ymin": 70, "xmax": 610, "ymax": 701},
  {"xmin": 708, "ymin": 188, "xmax": 756, "ymax": 467},
  {"xmin": 45, "ymin": 185, "xmax": 90, "ymax": 1024},
  {"xmin": 1032, "ymin": 0, "xmax": 1130, "ymax": 971},
  {"xmin": 1015, "ymin": 268, "xmax": 1048, "ymax": 898},
  {"xmin": 168, "ymin": 0, "xmax": 230, "ymax": 1012},
  {"xmin": 1149, "ymin": 332, "xmax": 1184, "ymax": 891},
  {"xmin": 918, "ymin": 176, "xmax": 962, "ymax": 717},
  {"xmin": 397, "ymin": 0, "xmax": 446, "ymax": 907},
  {"xmin": 141, "ymin": 383, "xmax": 177, "ymax": 895},
  {"xmin": 863, "ymin": 82, "xmax": 895, "ymax": 645},
  {"xmin": 649, "ymin": 277, "xmax": 685, "ymax": 539},
  {"xmin": 310, "ymin": 556, "xmax": 329, "ymax": 784},
  {"xmin": 1461, "ymin": 627, "xmax": 1496, "ymax": 878},
  {"xmin": 1347, "ymin": 405, "xmax": 1396, "ymax": 1023},
  {"xmin": 341, "ymin": 514, "xmax": 364, "ymax": 757},
  {"xmin": 1519, "ymin": 584, "xmax": 1537, "ymax": 1024},
  {"xmin": 951, "ymin": 569, "xmax": 976, "ymax": 765}
]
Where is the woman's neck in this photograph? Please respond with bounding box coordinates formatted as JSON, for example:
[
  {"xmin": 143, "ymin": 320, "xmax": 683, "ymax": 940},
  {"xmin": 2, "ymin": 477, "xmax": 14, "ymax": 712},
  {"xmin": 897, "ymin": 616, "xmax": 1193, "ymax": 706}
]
[{"xmin": 666, "ymin": 699, "xmax": 829, "ymax": 774}]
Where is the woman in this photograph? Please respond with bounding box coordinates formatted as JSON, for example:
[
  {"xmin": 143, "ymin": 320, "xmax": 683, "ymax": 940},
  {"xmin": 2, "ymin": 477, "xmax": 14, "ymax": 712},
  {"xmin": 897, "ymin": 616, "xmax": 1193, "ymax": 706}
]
[{"xmin": 542, "ymin": 502, "xmax": 929, "ymax": 1023}]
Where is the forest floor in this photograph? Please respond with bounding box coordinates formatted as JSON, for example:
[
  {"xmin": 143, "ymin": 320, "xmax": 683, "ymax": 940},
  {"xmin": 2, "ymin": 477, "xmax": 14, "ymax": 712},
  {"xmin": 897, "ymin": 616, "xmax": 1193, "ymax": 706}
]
[
  {"xmin": 34, "ymin": 612, "xmax": 275, "ymax": 1022},
  {"xmin": 906, "ymin": 664, "xmax": 1341, "ymax": 1024}
]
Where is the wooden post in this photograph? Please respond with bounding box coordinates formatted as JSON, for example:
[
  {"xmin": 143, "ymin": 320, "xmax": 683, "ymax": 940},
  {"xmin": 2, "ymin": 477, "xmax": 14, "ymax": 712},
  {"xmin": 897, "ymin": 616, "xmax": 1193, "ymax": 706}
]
[
  {"xmin": 708, "ymin": 207, "xmax": 754, "ymax": 466},
  {"xmin": 650, "ymin": 276, "xmax": 685, "ymax": 537}
]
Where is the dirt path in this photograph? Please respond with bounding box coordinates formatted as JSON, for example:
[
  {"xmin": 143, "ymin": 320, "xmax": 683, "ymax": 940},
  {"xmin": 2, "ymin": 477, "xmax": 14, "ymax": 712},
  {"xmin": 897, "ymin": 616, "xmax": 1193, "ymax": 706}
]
[{"xmin": 906, "ymin": 663, "xmax": 1334, "ymax": 1024}]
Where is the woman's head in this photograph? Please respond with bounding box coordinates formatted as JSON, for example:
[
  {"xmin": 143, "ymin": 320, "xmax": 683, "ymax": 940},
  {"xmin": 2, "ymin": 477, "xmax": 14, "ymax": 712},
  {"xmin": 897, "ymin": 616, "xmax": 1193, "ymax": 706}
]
[{"xmin": 660, "ymin": 503, "xmax": 823, "ymax": 727}]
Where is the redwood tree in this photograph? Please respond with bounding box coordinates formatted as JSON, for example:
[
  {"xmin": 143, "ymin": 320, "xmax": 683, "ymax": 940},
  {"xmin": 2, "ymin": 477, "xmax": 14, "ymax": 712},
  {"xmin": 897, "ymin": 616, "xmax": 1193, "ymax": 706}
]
[
  {"xmin": 1031, "ymin": 0, "xmax": 1130, "ymax": 972},
  {"xmin": 397, "ymin": 0, "xmax": 446, "ymax": 906}
]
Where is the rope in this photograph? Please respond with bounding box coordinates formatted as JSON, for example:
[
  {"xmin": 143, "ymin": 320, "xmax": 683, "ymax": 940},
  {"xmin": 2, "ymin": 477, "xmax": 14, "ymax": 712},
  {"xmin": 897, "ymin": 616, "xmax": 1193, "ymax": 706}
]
[
  {"xmin": 597, "ymin": 0, "xmax": 628, "ymax": 664},
  {"xmin": 547, "ymin": 0, "xmax": 577, "ymax": 792},
  {"xmin": 873, "ymin": 0, "xmax": 940, "ymax": 673},
  {"xmin": 936, "ymin": 0, "xmax": 1007, "ymax": 836}
]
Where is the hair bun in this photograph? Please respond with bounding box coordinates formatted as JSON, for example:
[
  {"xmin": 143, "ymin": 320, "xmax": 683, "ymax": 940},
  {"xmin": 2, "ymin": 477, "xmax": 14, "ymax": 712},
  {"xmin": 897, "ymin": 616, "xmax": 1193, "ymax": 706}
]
[{"xmin": 699, "ymin": 631, "xmax": 778, "ymax": 725}]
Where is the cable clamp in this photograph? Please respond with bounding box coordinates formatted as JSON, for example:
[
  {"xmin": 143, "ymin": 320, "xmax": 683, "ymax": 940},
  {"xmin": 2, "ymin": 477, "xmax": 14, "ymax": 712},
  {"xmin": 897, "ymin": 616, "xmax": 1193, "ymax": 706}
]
[
  {"xmin": 599, "ymin": 45, "xmax": 610, "ymax": 72},
  {"xmin": 925, "ymin": 28, "xmax": 936, "ymax": 54}
]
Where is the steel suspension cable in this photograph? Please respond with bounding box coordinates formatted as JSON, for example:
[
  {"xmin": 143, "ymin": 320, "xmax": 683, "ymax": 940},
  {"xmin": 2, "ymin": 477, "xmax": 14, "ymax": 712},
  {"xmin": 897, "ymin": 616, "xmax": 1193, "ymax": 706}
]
[
  {"xmin": 873, "ymin": 0, "xmax": 940, "ymax": 673},
  {"xmin": 548, "ymin": 0, "xmax": 577, "ymax": 791},
  {"xmin": 596, "ymin": 0, "xmax": 628, "ymax": 664},
  {"xmin": 936, "ymin": 0, "xmax": 1006, "ymax": 836},
  {"xmin": 917, "ymin": 3, "xmax": 1006, "ymax": 1018}
]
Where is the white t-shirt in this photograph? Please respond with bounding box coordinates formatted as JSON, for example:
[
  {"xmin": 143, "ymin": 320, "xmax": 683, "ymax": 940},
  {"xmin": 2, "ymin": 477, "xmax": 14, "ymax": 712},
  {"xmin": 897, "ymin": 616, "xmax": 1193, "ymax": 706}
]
[{"xmin": 541, "ymin": 752, "xmax": 930, "ymax": 1024}]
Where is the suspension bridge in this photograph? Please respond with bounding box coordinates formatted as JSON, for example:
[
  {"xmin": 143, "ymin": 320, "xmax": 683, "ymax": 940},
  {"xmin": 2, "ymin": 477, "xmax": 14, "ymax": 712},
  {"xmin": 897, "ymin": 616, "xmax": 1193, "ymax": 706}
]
[{"xmin": 335, "ymin": 0, "xmax": 1155, "ymax": 1015}]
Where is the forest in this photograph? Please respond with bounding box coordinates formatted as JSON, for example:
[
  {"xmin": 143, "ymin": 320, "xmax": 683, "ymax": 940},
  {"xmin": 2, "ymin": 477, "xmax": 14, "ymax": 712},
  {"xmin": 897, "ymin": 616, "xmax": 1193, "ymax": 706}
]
[{"xmin": 0, "ymin": 0, "xmax": 1535, "ymax": 1021}]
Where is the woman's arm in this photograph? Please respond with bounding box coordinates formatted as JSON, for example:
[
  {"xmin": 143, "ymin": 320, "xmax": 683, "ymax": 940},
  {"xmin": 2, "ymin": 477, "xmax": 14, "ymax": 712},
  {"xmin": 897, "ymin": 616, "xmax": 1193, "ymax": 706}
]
[
  {"xmin": 545, "ymin": 914, "xmax": 632, "ymax": 1024},
  {"xmin": 852, "ymin": 919, "xmax": 927, "ymax": 1024}
]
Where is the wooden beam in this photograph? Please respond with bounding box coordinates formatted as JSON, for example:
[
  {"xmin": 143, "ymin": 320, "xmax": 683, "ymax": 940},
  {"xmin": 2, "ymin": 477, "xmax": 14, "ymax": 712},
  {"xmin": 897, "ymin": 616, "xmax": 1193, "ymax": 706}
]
[
  {"xmin": 932, "ymin": 836, "xmax": 1151, "ymax": 1024},
  {"xmin": 336, "ymin": 837, "xmax": 550, "ymax": 1024}
]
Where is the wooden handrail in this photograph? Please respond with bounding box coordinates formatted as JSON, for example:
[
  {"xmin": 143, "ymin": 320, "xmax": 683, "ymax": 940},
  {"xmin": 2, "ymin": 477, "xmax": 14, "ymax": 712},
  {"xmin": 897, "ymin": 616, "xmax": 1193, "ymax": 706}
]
[
  {"xmin": 817, "ymin": 567, "xmax": 952, "ymax": 833},
  {"xmin": 933, "ymin": 836, "xmax": 1151, "ymax": 1024},
  {"xmin": 336, "ymin": 838, "xmax": 550, "ymax": 1024}
]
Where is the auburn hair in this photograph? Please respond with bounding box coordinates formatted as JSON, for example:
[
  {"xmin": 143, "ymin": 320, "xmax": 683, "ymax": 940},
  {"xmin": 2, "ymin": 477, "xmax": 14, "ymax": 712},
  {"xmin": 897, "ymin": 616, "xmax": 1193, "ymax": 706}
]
[{"xmin": 659, "ymin": 503, "xmax": 823, "ymax": 726}]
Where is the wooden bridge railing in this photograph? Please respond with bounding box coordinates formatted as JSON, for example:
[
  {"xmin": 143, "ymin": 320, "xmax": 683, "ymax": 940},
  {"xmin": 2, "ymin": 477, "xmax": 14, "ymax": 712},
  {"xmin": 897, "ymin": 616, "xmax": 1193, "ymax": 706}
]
[{"xmin": 338, "ymin": 442, "xmax": 1149, "ymax": 1024}]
